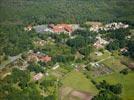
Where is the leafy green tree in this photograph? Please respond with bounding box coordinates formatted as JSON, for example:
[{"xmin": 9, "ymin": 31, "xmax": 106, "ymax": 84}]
[
  {"xmin": 108, "ymin": 29, "xmax": 127, "ymax": 40},
  {"xmin": 127, "ymin": 39, "xmax": 134, "ymax": 58},
  {"xmin": 27, "ymin": 64, "xmax": 44, "ymax": 73},
  {"xmin": 120, "ymin": 68, "xmax": 129, "ymax": 75},
  {"xmin": 106, "ymin": 40, "xmax": 120, "ymax": 51},
  {"xmin": 67, "ymin": 36, "xmax": 88, "ymax": 49},
  {"xmin": 79, "ymin": 46, "xmax": 92, "ymax": 56},
  {"xmin": 93, "ymin": 80, "xmax": 122, "ymax": 100},
  {"xmin": 109, "ymin": 84, "xmax": 122, "ymax": 94}
]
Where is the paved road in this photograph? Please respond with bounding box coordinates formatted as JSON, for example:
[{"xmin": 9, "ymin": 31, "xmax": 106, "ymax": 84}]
[{"xmin": 0, "ymin": 54, "xmax": 22, "ymax": 69}]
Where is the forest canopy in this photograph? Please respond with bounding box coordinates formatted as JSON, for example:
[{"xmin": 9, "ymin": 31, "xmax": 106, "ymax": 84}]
[{"xmin": 0, "ymin": 0, "xmax": 134, "ymax": 25}]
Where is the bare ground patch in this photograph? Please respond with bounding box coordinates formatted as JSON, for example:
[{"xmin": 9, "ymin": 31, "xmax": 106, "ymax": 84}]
[{"xmin": 60, "ymin": 87, "xmax": 93, "ymax": 100}]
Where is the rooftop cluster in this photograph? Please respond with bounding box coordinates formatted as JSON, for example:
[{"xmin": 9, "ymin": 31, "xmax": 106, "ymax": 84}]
[
  {"xmin": 27, "ymin": 51, "xmax": 51, "ymax": 63},
  {"xmin": 90, "ymin": 22, "xmax": 129, "ymax": 32}
]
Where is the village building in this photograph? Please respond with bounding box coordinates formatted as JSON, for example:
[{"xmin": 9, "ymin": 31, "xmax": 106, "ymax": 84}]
[
  {"xmin": 27, "ymin": 53, "xmax": 39, "ymax": 62},
  {"xmin": 33, "ymin": 73, "xmax": 43, "ymax": 81},
  {"xmin": 95, "ymin": 52, "xmax": 103, "ymax": 56},
  {"xmin": 48, "ymin": 24, "xmax": 73, "ymax": 35},
  {"xmin": 120, "ymin": 47, "xmax": 128, "ymax": 53},
  {"xmin": 33, "ymin": 40, "xmax": 46, "ymax": 47},
  {"xmin": 128, "ymin": 63, "xmax": 134, "ymax": 70},
  {"xmin": 93, "ymin": 36, "xmax": 109, "ymax": 49},
  {"xmin": 33, "ymin": 25, "xmax": 53, "ymax": 33},
  {"xmin": 86, "ymin": 22, "xmax": 103, "ymax": 33},
  {"xmin": 24, "ymin": 25, "xmax": 33, "ymax": 31},
  {"xmin": 88, "ymin": 22, "xmax": 129, "ymax": 32},
  {"xmin": 38, "ymin": 55, "xmax": 52, "ymax": 63},
  {"xmin": 27, "ymin": 51, "xmax": 51, "ymax": 63},
  {"xmin": 52, "ymin": 63, "xmax": 60, "ymax": 70},
  {"xmin": 33, "ymin": 24, "xmax": 75, "ymax": 35}
]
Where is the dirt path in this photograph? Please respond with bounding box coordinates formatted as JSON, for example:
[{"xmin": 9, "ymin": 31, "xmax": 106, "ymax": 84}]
[{"xmin": 96, "ymin": 56, "xmax": 112, "ymax": 63}]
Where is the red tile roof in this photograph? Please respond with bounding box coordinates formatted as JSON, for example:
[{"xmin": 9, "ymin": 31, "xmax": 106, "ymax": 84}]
[
  {"xmin": 39, "ymin": 55, "xmax": 52, "ymax": 63},
  {"xmin": 49, "ymin": 24, "xmax": 73, "ymax": 33}
]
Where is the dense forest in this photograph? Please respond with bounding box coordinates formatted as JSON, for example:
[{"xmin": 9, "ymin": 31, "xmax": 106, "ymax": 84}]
[
  {"xmin": 0, "ymin": 25, "xmax": 35, "ymax": 56},
  {"xmin": 0, "ymin": 0, "xmax": 134, "ymax": 25}
]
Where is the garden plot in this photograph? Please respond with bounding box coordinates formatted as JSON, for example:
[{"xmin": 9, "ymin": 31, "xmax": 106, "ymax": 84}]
[
  {"xmin": 101, "ymin": 57, "xmax": 127, "ymax": 72},
  {"xmin": 90, "ymin": 50, "xmax": 111, "ymax": 61},
  {"xmin": 90, "ymin": 63, "xmax": 113, "ymax": 77}
]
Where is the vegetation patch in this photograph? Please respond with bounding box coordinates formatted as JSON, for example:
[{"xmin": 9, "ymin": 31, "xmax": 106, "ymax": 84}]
[{"xmin": 95, "ymin": 72, "xmax": 134, "ymax": 100}]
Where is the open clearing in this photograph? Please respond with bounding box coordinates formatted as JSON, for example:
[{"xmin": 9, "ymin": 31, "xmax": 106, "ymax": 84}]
[
  {"xmin": 61, "ymin": 70, "xmax": 97, "ymax": 93},
  {"xmin": 60, "ymin": 86, "xmax": 93, "ymax": 100}
]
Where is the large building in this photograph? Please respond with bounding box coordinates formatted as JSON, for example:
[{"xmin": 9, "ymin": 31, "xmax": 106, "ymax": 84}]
[{"xmin": 48, "ymin": 24, "xmax": 73, "ymax": 35}]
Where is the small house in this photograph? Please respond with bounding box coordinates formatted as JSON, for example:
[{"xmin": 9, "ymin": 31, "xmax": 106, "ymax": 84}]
[{"xmin": 33, "ymin": 73, "xmax": 43, "ymax": 81}]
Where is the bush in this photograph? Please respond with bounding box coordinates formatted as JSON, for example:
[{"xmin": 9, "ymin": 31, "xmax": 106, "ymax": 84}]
[
  {"xmin": 120, "ymin": 68, "xmax": 129, "ymax": 75},
  {"xmin": 109, "ymin": 84, "xmax": 122, "ymax": 94}
]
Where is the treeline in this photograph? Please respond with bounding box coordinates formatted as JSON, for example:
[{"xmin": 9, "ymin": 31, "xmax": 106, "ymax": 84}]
[
  {"xmin": 92, "ymin": 80, "xmax": 122, "ymax": 100},
  {"xmin": 0, "ymin": 0, "xmax": 134, "ymax": 25}
]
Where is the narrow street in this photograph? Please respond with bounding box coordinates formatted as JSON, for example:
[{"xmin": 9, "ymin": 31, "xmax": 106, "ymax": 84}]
[{"xmin": 0, "ymin": 54, "xmax": 22, "ymax": 69}]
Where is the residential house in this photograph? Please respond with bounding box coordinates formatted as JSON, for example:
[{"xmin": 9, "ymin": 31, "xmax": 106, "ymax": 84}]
[
  {"xmin": 24, "ymin": 25, "xmax": 32, "ymax": 31},
  {"xmin": 120, "ymin": 47, "xmax": 128, "ymax": 52},
  {"xmin": 38, "ymin": 55, "xmax": 52, "ymax": 63},
  {"xmin": 33, "ymin": 73, "xmax": 43, "ymax": 81},
  {"xmin": 48, "ymin": 24, "xmax": 73, "ymax": 35},
  {"xmin": 27, "ymin": 51, "xmax": 51, "ymax": 63},
  {"xmin": 89, "ymin": 22, "xmax": 129, "ymax": 32},
  {"xmin": 94, "ymin": 36, "xmax": 109, "ymax": 49},
  {"xmin": 33, "ymin": 40, "xmax": 46, "ymax": 47},
  {"xmin": 128, "ymin": 63, "xmax": 134, "ymax": 70}
]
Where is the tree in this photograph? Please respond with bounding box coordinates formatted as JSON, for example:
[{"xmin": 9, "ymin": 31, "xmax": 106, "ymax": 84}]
[
  {"xmin": 109, "ymin": 84, "xmax": 122, "ymax": 94},
  {"xmin": 108, "ymin": 29, "xmax": 127, "ymax": 40},
  {"xmin": 92, "ymin": 80, "xmax": 122, "ymax": 100},
  {"xmin": 66, "ymin": 36, "xmax": 88, "ymax": 49},
  {"xmin": 85, "ymin": 65, "xmax": 91, "ymax": 71},
  {"xmin": 106, "ymin": 40, "xmax": 120, "ymax": 51},
  {"xmin": 27, "ymin": 64, "xmax": 44, "ymax": 73},
  {"xmin": 11, "ymin": 68, "xmax": 30, "ymax": 83},
  {"xmin": 92, "ymin": 90, "xmax": 121, "ymax": 100},
  {"xmin": 120, "ymin": 68, "xmax": 128, "ymax": 75},
  {"xmin": 0, "ymin": 25, "xmax": 34, "ymax": 56},
  {"xmin": 127, "ymin": 39, "xmax": 134, "ymax": 58},
  {"xmin": 79, "ymin": 46, "xmax": 92, "ymax": 56}
]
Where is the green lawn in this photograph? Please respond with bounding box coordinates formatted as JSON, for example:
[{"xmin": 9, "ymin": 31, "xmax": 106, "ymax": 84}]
[
  {"xmin": 61, "ymin": 70, "xmax": 97, "ymax": 94},
  {"xmin": 90, "ymin": 50, "xmax": 111, "ymax": 61},
  {"xmin": 101, "ymin": 57, "xmax": 127, "ymax": 72},
  {"xmin": 90, "ymin": 50, "xmax": 126, "ymax": 72},
  {"xmin": 95, "ymin": 72, "xmax": 134, "ymax": 100},
  {"xmin": 49, "ymin": 67, "xmax": 69, "ymax": 79}
]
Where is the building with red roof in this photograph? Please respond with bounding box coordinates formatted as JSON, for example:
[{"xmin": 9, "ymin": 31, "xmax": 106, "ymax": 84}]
[
  {"xmin": 39, "ymin": 55, "xmax": 52, "ymax": 63},
  {"xmin": 33, "ymin": 73, "xmax": 43, "ymax": 81},
  {"xmin": 48, "ymin": 24, "xmax": 73, "ymax": 35},
  {"xmin": 27, "ymin": 51, "xmax": 51, "ymax": 63}
]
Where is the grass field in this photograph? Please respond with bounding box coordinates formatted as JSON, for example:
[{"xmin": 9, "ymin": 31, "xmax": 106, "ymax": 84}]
[
  {"xmin": 90, "ymin": 50, "xmax": 111, "ymax": 61},
  {"xmin": 90, "ymin": 50, "xmax": 126, "ymax": 72},
  {"xmin": 61, "ymin": 70, "xmax": 97, "ymax": 94},
  {"xmin": 95, "ymin": 72, "xmax": 134, "ymax": 100},
  {"xmin": 101, "ymin": 57, "xmax": 127, "ymax": 72}
]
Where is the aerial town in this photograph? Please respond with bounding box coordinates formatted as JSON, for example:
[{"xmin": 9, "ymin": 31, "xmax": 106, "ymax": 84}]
[{"xmin": 0, "ymin": 0, "xmax": 134, "ymax": 100}]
